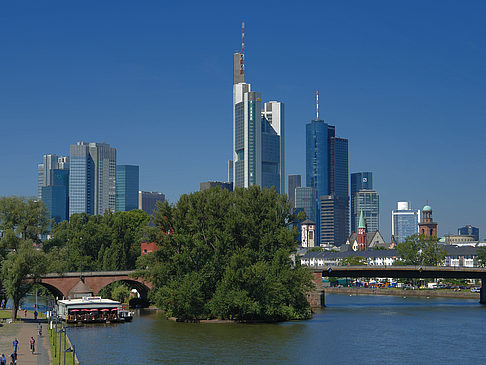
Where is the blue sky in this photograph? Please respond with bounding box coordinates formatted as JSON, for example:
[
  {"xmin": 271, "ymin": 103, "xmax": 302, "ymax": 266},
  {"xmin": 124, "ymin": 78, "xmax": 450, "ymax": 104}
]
[{"xmin": 1, "ymin": 1, "xmax": 485, "ymax": 240}]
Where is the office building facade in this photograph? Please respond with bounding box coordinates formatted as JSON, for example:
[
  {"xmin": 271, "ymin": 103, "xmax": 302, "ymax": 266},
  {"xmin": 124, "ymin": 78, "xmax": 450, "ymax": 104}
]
[
  {"xmin": 295, "ymin": 187, "xmax": 317, "ymax": 223},
  {"xmin": 391, "ymin": 202, "xmax": 420, "ymax": 243},
  {"xmin": 41, "ymin": 168, "xmax": 69, "ymax": 223},
  {"xmin": 38, "ymin": 154, "xmax": 70, "ymax": 199},
  {"xmin": 458, "ymin": 225, "xmax": 479, "ymax": 241},
  {"xmin": 306, "ymin": 118, "xmax": 349, "ymax": 245},
  {"xmin": 200, "ymin": 181, "xmax": 233, "ymax": 192},
  {"xmin": 138, "ymin": 191, "xmax": 165, "ymax": 216},
  {"xmin": 350, "ymin": 172, "xmax": 373, "ymax": 233},
  {"xmin": 69, "ymin": 142, "xmax": 116, "ymax": 217},
  {"xmin": 115, "ymin": 165, "xmax": 139, "ymax": 212},
  {"xmin": 288, "ymin": 174, "xmax": 302, "ymax": 209},
  {"xmin": 261, "ymin": 101, "xmax": 285, "ymax": 193},
  {"xmin": 320, "ymin": 195, "xmax": 349, "ymax": 246},
  {"xmin": 354, "ymin": 190, "xmax": 379, "ymax": 233}
]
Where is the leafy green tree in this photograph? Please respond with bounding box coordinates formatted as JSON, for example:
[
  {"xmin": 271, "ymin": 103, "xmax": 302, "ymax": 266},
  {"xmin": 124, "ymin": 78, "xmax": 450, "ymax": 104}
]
[
  {"xmin": 477, "ymin": 246, "xmax": 486, "ymax": 267},
  {"xmin": 341, "ymin": 256, "xmax": 367, "ymax": 266},
  {"xmin": 396, "ymin": 234, "xmax": 445, "ymax": 266},
  {"xmin": 135, "ymin": 186, "xmax": 313, "ymax": 321},
  {"xmin": 0, "ymin": 196, "xmax": 49, "ymax": 244},
  {"xmin": 111, "ymin": 283, "xmax": 131, "ymax": 304},
  {"xmin": 1, "ymin": 242, "xmax": 47, "ymax": 320}
]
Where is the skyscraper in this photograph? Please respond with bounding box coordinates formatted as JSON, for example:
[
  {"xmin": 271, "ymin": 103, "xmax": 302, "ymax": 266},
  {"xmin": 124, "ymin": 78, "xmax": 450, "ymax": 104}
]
[
  {"xmin": 69, "ymin": 142, "xmax": 116, "ymax": 217},
  {"xmin": 354, "ymin": 190, "xmax": 379, "ymax": 233},
  {"xmin": 116, "ymin": 165, "xmax": 139, "ymax": 212},
  {"xmin": 232, "ymin": 22, "xmax": 284, "ymax": 193},
  {"xmin": 261, "ymin": 101, "xmax": 285, "ymax": 193},
  {"xmin": 391, "ymin": 202, "xmax": 420, "ymax": 243},
  {"xmin": 138, "ymin": 191, "xmax": 165, "ymax": 216},
  {"xmin": 38, "ymin": 154, "xmax": 69, "ymax": 199},
  {"xmin": 350, "ymin": 172, "xmax": 373, "ymax": 232},
  {"xmin": 306, "ymin": 92, "xmax": 349, "ymax": 245},
  {"xmin": 458, "ymin": 225, "xmax": 479, "ymax": 241},
  {"xmin": 227, "ymin": 160, "xmax": 233, "ymax": 184},
  {"xmin": 320, "ymin": 195, "xmax": 349, "ymax": 246},
  {"xmin": 288, "ymin": 174, "xmax": 302, "ymax": 209},
  {"xmin": 41, "ymin": 168, "xmax": 69, "ymax": 223},
  {"xmin": 295, "ymin": 187, "xmax": 317, "ymax": 223}
]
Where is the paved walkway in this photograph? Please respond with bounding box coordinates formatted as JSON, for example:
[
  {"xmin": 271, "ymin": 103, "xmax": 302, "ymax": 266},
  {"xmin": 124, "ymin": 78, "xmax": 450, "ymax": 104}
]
[{"xmin": 0, "ymin": 310, "xmax": 51, "ymax": 365}]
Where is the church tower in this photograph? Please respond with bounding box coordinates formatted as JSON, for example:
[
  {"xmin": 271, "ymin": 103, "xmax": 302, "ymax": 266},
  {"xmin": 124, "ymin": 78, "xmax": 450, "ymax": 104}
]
[
  {"xmin": 357, "ymin": 210, "xmax": 367, "ymax": 251},
  {"xmin": 419, "ymin": 201, "xmax": 438, "ymax": 239}
]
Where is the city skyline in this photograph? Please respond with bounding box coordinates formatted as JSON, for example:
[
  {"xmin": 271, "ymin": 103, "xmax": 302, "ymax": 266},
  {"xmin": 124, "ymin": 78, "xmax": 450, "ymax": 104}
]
[{"xmin": 1, "ymin": 1, "xmax": 485, "ymax": 240}]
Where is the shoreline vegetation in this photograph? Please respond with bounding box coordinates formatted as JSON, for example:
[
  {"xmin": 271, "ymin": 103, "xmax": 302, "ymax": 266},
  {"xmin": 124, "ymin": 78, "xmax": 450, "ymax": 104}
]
[{"xmin": 324, "ymin": 286, "xmax": 480, "ymax": 300}]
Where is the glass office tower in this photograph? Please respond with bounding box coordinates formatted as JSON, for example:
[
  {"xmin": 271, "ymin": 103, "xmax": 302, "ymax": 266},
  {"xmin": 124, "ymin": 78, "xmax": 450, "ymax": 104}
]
[
  {"xmin": 354, "ymin": 190, "xmax": 379, "ymax": 233},
  {"xmin": 116, "ymin": 165, "xmax": 139, "ymax": 211},
  {"xmin": 306, "ymin": 119, "xmax": 349, "ymax": 245},
  {"xmin": 391, "ymin": 202, "xmax": 420, "ymax": 243},
  {"xmin": 261, "ymin": 101, "xmax": 285, "ymax": 193},
  {"xmin": 295, "ymin": 187, "xmax": 317, "ymax": 223},
  {"xmin": 351, "ymin": 172, "xmax": 373, "ymax": 233},
  {"xmin": 69, "ymin": 142, "xmax": 116, "ymax": 217},
  {"xmin": 288, "ymin": 174, "xmax": 302, "ymax": 209}
]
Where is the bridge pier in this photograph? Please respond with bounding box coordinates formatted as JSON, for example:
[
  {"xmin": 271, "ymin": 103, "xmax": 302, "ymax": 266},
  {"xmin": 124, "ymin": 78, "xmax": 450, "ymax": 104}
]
[{"xmin": 481, "ymin": 278, "xmax": 486, "ymax": 305}]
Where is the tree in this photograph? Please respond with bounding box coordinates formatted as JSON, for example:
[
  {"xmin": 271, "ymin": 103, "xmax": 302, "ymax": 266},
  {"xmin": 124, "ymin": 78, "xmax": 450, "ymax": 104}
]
[
  {"xmin": 135, "ymin": 186, "xmax": 313, "ymax": 321},
  {"xmin": 1, "ymin": 242, "xmax": 47, "ymax": 320},
  {"xmin": 340, "ymin": 256, "xmax": 367, "ymax": 266},
  {"xmin": 0, "ymin": 196, "xmax": 49, "ymax": 243},
  {"xmin": 396, "ymin": 234, "xmax": 446, "ymax": 266},
  {"xmin": 111, "ymin": 283, "xmax": 131, "ymax": 304},
  {"xmin": 477, "ymin": 246, "xmax": 486, "ymax": 267}
]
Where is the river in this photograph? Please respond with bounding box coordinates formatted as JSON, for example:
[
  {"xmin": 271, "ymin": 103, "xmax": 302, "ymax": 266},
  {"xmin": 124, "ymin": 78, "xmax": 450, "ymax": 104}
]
[{"xmin": 67, "ymin": 294, "xmax": 485, "ymax": 364}]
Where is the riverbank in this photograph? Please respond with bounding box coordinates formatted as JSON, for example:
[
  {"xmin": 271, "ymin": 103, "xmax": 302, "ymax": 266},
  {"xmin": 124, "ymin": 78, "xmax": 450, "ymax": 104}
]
[
  {"xmin": 325, "ymin": 287, "xmax": 480, "ymax": 299},
  {"xmin": 0, "ymin": 309, "xmax": 50, "ymax": 365}
]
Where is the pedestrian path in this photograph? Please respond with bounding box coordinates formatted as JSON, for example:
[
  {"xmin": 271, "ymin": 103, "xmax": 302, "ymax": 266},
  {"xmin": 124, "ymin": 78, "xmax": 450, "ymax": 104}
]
[{"xmin": 0, "ymin": 310, "xmax": 51, "ymax": 365}]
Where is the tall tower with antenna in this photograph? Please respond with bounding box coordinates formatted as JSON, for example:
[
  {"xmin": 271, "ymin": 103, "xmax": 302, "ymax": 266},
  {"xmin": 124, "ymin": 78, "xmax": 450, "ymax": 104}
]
[{"xmin": 232, "ymin": 21, "xmax": 285, "ymax": 193}]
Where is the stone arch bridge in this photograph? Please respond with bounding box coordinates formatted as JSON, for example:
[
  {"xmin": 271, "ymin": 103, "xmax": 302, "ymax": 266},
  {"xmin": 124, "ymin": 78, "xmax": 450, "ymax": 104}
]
[{"xmin": 37, "ymin": 271, "xmax": 152, "ymax": 300}]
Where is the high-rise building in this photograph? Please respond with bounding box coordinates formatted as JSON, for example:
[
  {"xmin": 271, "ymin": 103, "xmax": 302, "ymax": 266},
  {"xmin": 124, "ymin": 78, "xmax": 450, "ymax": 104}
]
[
  {"xmin": 232, "ymin": 22, "xmax": 284, "ymax": 193},
  {"xmin": 69, "ymin": 142, "xmax": 116, "ymax": 217},
  {"xmin": 295, "ymin": 187, "xmax": 317, "ymax": 223},
  {"xmin": 138, "ymin": 191, "xmax": 165, "ymax": 216},
  {"xmin": 41, "ymin": 168, "xmax": 69, "ymax": 223},
  {"xmin": 391, "ymin": 202, "xmax": 420, "ymax": 243},
  {"xmin": 116, "ymin": 165, "xmax": 139, "ymax": 212},
  {"xmin": 305, "ymin": 92, "xmax": 349, "ymax": 245},
  {"xmin": 354, "ymin": 190, "xmax": 379, "ymax": 234},
  {"xmin": 200, "ymin": 181, "xmax": 233, "ymax": 192},
  {"xmin": 227, "ymin": 160, "xmax": 233, "ymax": 184},
  {"xmin": 320, "ymin": 195, "xmax": 349, "ymax": 246},
  {"xmin": 38, "ymin": 154, "xmax": 69, "ymax": 199},
  {"xmin": 288, "ymin": 174, "xmax": 302, "ymax": 209},
  {"xmin": 261, "ymin": 101, "xmax": 285, "ymax": 193},
  {"xmin": 458, "ymin": 225, "xmax": 479, "ymax": 241},
  {"xmin": 351, "ymin": 172, "xmax": 373, "ymax": 232}
]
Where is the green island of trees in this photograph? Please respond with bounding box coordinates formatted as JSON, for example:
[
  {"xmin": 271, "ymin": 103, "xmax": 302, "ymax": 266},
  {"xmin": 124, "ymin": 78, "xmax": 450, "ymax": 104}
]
[{"xmin": 135, "ymin": 186, "xmax": 313, "ymax": 321}]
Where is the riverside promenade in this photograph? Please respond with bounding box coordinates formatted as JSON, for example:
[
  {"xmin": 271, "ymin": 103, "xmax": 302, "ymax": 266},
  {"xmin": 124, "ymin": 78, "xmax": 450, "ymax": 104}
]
[{"xmin": 0, "ymin": 310, "xmax": 50, "ymax": 365}]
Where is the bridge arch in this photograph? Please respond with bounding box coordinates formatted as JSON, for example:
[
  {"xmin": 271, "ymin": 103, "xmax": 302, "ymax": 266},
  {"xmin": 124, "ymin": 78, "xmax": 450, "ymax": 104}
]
[
  {"xmin": 96, "ymin": 279, "xmax": 150, "ymax": 299},
  {"xmin": 37, "ymin": 282, "xmax": 64, "ymax": 300}
]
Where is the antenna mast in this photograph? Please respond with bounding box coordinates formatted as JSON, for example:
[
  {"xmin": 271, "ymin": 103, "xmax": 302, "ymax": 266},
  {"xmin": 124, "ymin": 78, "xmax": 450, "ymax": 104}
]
[
  {"xmin": 316, "ymin": 90, "xmax": 319, "ymax": 120},
  {"xmin": 240, "ymin": 20, "xmax": 245, "ymax": 76}
]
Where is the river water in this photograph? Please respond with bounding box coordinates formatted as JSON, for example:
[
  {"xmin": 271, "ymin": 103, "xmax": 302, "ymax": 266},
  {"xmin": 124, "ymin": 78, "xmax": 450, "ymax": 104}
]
[{"xmin": 67, "ymin": 294, "xmax": 486, "ymax": 364}]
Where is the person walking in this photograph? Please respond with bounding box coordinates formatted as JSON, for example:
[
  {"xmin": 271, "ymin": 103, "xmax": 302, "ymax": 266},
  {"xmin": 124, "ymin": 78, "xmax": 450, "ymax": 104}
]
[
  {"xmin": 34, "ymin": 310, "xmax": 38, "ymax": 320},
  {"xmin": 29, "ymin": 337, "xmax": 35, "ymax": 354},
  {"xmin": 12, "ymin": 339, "xmax": 18, "ymax": 357},
  {"xmin": 0, "ymin": 353, "xmax": 6, "ymax": 365},
  {"xmin": 9, "ymin": 352, "xmax": 15, "ymax": 365},
  {"xmin": 24, "ymin": 309, "xmax": 27, "ymax": 318}
]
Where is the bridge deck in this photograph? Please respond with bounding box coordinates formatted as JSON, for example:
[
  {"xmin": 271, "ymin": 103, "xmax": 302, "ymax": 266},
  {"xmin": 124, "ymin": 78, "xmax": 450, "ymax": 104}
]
[{"xmin": 314, "ymin": 265, "xmax": 486, "ymax": 279}]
